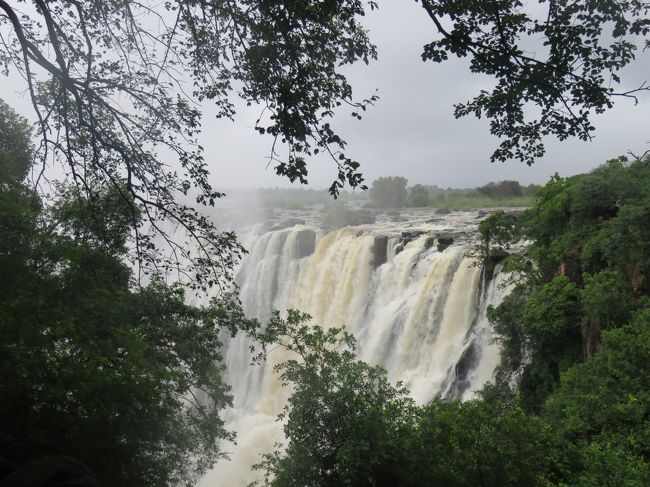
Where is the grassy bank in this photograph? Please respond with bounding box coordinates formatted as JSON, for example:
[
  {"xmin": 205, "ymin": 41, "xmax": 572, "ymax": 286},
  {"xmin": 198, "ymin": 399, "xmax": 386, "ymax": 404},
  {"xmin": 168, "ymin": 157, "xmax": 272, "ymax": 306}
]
[{"xmin": 427, "ymin": 191, "xmax": 534, "ymax": 210}]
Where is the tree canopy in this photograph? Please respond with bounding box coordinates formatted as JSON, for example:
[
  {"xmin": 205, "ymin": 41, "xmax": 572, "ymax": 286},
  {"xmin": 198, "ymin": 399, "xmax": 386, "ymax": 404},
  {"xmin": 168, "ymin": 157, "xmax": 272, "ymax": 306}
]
[
  {"xmin": 407, "ymin": 183, "xmax": 431, "ymax": 207},
  {"xmin": 0, "ymin": 100, "xmax": 255, "ymax": 486},
  {"xmin": 0, "ymin": 0, "xmax": 378, "ymax": 287},
  {"xmin": 0, "ymin": 98, "xmax": 32, "ymax": 184},
  {"xmin": 1, "ymin": 0, "xmax": 647, "ymax": 286},
  {"xmin": 418, "ymin": 0, "xmax": 650, "ymax": 164}
]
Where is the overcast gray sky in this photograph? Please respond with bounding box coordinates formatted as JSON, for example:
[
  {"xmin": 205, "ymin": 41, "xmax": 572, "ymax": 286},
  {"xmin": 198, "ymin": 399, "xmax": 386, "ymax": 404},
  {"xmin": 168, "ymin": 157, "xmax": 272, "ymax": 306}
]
[{"xmin": 3, "ymin": 1, "xmax": 649, "ymax": 191}]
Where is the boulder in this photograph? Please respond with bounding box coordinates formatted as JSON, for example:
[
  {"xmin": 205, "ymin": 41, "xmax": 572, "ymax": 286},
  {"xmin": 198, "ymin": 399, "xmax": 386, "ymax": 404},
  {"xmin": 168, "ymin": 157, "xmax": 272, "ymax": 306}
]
[
  {"xmin": 437, "ymin": 236, "xmax": 454, "ymax": 252},
  {"xmin": 435, "ymin": 207, "xmax": 451, "ymax": 215},
  {"xmin": 295, "ymin": 229, "xmax": 316, "ymax": 259}
]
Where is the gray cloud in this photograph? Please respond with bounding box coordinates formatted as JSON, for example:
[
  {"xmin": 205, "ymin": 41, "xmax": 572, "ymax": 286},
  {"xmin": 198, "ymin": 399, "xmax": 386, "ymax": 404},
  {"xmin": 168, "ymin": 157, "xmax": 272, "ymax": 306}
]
[
  {"xmin": 202, "ymin": 1, "xmax": 650, "ymax": 191},
  {"xmin": 2, "ymin": 2, "xmax": 649, "ymax": 192}
]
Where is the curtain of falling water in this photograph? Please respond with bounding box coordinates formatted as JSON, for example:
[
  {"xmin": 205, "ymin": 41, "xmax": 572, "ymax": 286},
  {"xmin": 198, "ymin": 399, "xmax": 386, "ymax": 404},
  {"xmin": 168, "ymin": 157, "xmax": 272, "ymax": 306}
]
[{"xmin": 200, "ymin": 223, "xmax": 510, "ymax": 487}]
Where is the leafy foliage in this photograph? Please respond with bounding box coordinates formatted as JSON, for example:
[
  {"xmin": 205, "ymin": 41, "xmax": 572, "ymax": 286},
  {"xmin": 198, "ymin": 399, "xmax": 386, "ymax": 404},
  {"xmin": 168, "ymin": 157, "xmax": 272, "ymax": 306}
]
[
  {"xmin": 483, "ymin": 157, "xmax": 650, "ymax": 408},
  {"xmin": 477, "ymin": 180, "xmax": 522, "ymax": 198},
  {"xmin": 320, "ymin": 200, "xmax": 375, "ymax": 229},
  {"xmin": 0, "ymin": 183, "xmax": 251, "ymax": 486},
  {"xmin": 485, "ymin": 155, "xmax": 650, "ymax": 411},
  {"xmin": 408, "ymin": 398, "xmax": 553, "ymax": 487},
  {"xmin": 0, "ymin": 101, "xmax": 255, "ymax": 485},
  {"xmin": 419, "ymin": 0, "xmax": 650, "ymax": 164},
  {"xmin": 0, "ymin": 1, "xmax": 378, "ymax": 286},
  {"xmin": 407, "ymin": 184, "xmax": 431, "ymax": 207},
  {"xmin": 427, "ymin": 189, "xmax": 534, "ymax": 210},
  {"xmin": 252, "ymin": 312, "xmax": 555, "ymax": 487},
  {"xmin": 0, "ymin": 98, "xmax": 32, "ymax": 184},
  {"xmin": 469, "ymin": 210, "xmax": 519, "ymax": 280},
  {"xmin": 253, "ymin": 310, "xmax": 417, "ymax": 487},
  {"xmin": 543, "ymin": 309, "xmax": 650, "ymax": 486}
]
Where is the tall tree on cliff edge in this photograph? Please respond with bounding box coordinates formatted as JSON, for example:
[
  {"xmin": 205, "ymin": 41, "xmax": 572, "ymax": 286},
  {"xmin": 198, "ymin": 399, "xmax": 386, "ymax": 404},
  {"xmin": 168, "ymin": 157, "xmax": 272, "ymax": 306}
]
[{"xmin": 0, "ymin": 1, "xmax": 648, "ymax": 287}]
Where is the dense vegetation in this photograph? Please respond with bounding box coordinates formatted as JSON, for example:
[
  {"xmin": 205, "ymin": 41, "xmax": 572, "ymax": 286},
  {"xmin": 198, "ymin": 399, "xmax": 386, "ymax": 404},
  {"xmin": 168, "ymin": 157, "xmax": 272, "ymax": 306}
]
[
  {"xmin": 423, "ymin": 186, "xmax": 537, "ymax": 210},
  {"xmin": 253, "ymin": 156, "xmax": 650, "ymax": 486},
  {"xmin": 369, "ymin": 176, "xmax": 409, "ymax": 208},
  {"xmin": 0, "ymin": 101, "xmax": 254, "ymax": 486},
  {"xmin": 1, "ymin": 0, "xmax": 648, "ymax": 484},
  {"xmin": 250, "ymin": 179, "xmax": 536, "ymax": 211}
]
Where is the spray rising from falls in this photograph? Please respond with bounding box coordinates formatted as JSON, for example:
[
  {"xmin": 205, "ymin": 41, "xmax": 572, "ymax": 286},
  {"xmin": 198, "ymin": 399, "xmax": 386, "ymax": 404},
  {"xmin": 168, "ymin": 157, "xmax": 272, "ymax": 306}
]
[{"xmin": 200, "ymin": 213, "xmax": 512, "ymax": 486}]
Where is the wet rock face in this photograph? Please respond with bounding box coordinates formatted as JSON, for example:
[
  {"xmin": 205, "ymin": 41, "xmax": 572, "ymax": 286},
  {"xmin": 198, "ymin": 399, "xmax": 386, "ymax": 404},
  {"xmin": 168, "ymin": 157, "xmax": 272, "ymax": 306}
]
[
  {"xmin": 445, "ymin": 340, "xmax": 479, "ymax": 400},
  {"xmin": 435, "ymin": 207, "xmax": 451, "ymax": 215},
  {"xmin": 373, "ymin": 235, "xmax": 388, "ymax": 267},
  {"xmin": 456, "ymin": 340, "xmax": 479, "ymax": 381},
  {"xmin": 437, "ymin": 236, "xmax": 454, "ymax": 252},
  {"xmin": 295, "ymin": 229, "xmax": 316, "ymax": 258}
]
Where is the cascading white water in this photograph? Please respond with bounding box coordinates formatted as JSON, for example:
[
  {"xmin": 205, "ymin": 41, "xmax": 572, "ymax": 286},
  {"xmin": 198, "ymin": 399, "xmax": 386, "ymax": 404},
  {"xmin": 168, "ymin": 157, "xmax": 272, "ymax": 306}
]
[{"xmin": 199, "ymin": 212, "xmax": 511, "ymax": 487}]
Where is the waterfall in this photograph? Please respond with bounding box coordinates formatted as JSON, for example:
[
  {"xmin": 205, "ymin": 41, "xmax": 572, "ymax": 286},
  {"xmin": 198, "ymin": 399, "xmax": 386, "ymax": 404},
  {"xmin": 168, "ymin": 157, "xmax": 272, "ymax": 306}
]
[{"xmin": 199, "ymin": 213, "xmax": 511, "ymax": 486}]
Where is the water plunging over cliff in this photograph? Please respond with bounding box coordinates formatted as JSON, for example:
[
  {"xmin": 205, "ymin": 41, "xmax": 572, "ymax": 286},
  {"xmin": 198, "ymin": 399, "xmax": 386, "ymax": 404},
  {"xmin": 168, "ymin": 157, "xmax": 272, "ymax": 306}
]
[{"xmin": 199, "ymin": 211, "xmax": 512, "ymax": 486}]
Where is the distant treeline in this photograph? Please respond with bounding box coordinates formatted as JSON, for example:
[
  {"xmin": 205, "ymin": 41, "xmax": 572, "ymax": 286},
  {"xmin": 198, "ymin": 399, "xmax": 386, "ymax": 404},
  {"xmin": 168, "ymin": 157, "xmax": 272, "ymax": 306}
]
[
  {"xmin": 251, "ymin": 178, "xmax": 539, "ymax": 210},
  {"xmin": 368, "ymin": 177, "xmax": 539, "ymax": 209}
]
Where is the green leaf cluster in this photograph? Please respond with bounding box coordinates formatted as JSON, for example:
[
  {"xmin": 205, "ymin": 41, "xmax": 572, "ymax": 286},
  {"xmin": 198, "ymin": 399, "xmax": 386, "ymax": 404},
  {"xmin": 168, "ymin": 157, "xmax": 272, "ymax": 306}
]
[
  {"xmin": 253, "ymin": 311, "xmax": 416, "ymax": 487},
  {"xmin": 252, "ymin": 313, "xmax": 553, "ymax": 487}
]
